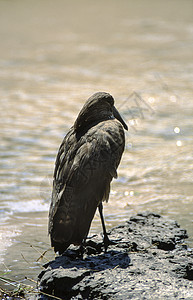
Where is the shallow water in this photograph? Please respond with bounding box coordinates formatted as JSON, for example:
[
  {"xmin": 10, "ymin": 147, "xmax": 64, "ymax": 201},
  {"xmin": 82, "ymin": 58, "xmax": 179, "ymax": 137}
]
[{"xmin": 0, "ymin": 0, "xmax": 193, "ymax": 291}]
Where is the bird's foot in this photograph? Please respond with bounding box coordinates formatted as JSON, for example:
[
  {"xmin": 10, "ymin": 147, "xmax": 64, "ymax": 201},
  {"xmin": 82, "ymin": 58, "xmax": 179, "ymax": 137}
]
[
  {"xmin": 85, "ymin": 240, "xmax": 103, "ymax": 255},
  {"xmin": 103, "ymin": 234, "xmax": 122, "ymax": 252}
]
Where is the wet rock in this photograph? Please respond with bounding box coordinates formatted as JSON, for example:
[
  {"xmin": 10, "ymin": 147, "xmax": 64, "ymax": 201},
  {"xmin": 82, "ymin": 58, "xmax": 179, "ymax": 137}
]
[{"xmin": 37, "ymin": 213, "xmax": 193, "ymax": 299}]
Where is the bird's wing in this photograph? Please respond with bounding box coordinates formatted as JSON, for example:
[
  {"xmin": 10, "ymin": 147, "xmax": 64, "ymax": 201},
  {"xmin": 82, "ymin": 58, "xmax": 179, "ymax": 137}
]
[
  {"xmin": 48, "ymin": 127, "xmax": 76, "ymax": 232},
  {"xmin": 48, "ymin": 120, "xmax": 125, "ymax": 244}
]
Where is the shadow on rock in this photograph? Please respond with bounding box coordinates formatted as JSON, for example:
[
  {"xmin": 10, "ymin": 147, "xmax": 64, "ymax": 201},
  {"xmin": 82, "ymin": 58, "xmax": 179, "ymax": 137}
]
[{"xmin": 44, "ymin": 248, "xmax": 131, "ymax": 271}]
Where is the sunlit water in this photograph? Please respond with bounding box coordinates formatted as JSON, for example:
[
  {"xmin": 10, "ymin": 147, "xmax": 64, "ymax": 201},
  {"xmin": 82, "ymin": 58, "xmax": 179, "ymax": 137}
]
[{"xmin": 0, "ymin": 0, "xmax": 193, "ymax": 291}]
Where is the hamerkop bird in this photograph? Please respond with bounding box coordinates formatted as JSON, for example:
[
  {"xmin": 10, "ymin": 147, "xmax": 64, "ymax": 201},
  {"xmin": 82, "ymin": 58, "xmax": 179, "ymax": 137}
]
[{"xmin": 48, "ymin": 92, "xmax": 128, "ymax": 254}]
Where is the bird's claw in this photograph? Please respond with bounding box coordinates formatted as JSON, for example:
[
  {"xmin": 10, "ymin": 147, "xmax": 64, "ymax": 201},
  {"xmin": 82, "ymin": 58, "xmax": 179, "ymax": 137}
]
[{"xmin": 103, "ymin": 234, "xmax": 121, "ymax": 252}]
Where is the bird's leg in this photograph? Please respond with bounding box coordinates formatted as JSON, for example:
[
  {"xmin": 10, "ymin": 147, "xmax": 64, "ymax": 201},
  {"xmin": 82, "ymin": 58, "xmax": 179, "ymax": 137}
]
[
  {"xmin": 77, "ymin": 238, "xmax": 87, "ymax": 258},
  {"xmin": 98, "ymin": 202, "xmax": 112, "ymax": 252}
]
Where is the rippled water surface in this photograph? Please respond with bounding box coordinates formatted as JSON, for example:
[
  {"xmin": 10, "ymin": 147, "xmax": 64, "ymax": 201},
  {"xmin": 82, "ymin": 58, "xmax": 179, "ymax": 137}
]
[{"xmin": 0, "ymin": 0, "xmax": 193, "ymax": 290}]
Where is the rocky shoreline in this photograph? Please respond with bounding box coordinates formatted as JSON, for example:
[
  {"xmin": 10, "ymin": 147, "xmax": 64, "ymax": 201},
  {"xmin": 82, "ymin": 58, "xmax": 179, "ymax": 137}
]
[{"xmin": 37, "ymin": 213, "xmax": 193, "ymax": 299}]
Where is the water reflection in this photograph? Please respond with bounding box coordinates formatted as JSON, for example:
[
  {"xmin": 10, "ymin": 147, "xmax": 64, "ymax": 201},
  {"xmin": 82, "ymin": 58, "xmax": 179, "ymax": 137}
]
[{"xmin": 0, "ymin": 0, "xmax": 193, "ymax": 291}]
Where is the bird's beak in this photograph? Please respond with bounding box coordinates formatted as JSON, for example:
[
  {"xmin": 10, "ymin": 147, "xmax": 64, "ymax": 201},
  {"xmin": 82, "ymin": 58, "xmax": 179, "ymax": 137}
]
[{"xmin": 113, "ymin": 106, "xmax": 128, "ymax": 130}]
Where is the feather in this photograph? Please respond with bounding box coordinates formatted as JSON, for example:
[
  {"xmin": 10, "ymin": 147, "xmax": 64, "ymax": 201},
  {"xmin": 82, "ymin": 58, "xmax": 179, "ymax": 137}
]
[{"xmin": 48, "ymin": 92, "xmax": 127, "ymax": 254}]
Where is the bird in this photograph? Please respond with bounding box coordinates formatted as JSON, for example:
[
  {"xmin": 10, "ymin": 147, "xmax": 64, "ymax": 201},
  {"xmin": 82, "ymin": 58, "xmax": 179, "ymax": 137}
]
[{"xmin": 48, "ymin": 92, "xmax": 128, "ymax": 254}]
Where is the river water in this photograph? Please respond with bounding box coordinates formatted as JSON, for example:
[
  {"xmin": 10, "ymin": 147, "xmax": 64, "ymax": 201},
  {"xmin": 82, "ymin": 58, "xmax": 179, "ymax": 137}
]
[{"xmin": 0, "ymin": 0, "xmax": 193, "ymax": 291}]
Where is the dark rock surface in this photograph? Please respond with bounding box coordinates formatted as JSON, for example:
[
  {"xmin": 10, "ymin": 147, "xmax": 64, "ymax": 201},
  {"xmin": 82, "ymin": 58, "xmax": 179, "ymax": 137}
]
[{"xmin": 38, "ymin": 213, "xmax": 193, "ymax": 299}]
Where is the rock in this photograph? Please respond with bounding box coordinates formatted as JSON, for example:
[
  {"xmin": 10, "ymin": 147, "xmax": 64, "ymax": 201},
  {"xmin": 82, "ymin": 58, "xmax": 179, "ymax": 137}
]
[{"xmin": 37, "ymin": 213, "xmax": 193, "ymax": 299}]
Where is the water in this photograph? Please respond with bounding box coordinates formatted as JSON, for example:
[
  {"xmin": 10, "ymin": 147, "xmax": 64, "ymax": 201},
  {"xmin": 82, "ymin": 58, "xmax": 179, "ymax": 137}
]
[{"xmin": 0, "ymin": 0, "xmax": 193, "ymax": 291}]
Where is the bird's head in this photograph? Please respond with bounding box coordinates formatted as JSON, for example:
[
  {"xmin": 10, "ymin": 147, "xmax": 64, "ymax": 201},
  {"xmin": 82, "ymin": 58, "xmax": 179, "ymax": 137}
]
[{"xmin": 74, "ymin": 92, "xmax": 128, "ymax": 133}]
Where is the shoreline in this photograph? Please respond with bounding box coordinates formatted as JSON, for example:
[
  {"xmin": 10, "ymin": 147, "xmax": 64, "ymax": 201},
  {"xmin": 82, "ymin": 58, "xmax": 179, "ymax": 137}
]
[{"xmin": 1, "ymin": 212, "xmax": 192, "ymax": 299}]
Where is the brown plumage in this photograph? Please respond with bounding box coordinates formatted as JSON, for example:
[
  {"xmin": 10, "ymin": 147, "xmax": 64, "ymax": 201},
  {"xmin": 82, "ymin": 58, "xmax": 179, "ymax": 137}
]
[{"xmin": 48, "ymin": 92, "xmax": 128, "ymax": 254}]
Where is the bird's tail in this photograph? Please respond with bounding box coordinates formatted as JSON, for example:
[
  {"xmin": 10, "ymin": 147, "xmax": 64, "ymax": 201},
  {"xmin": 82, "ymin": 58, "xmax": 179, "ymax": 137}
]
[{"xmin": 51, "ymin": 237, "xmax": 71, "ymax": 254}]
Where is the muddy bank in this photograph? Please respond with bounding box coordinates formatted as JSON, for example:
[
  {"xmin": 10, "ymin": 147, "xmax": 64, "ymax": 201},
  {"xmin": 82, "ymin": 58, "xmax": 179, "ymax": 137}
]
[{"xmin": 38, "ymin": 213, "xmax": 193, "ymax": 299}]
